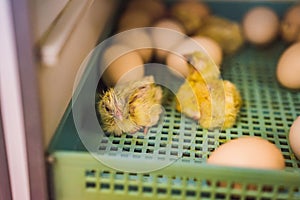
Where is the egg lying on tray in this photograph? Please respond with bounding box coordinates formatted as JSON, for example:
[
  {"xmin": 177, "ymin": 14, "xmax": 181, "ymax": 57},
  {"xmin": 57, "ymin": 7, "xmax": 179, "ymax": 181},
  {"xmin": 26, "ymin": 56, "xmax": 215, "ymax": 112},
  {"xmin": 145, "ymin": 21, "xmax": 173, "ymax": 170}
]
[
  {"xmin": 276, "ymin": 42, "xmax": 300, "ymax": 89},
  {"xmin": 281, "ymin": 4, "xmax": 300, "ymax": 43},
  {"xmin": 242, "ymin": 6, "xmax": 280, "ymax": 46},
  {"xmin": 207, "ymin": 136, "xmax": 285, "ymax": 170}
]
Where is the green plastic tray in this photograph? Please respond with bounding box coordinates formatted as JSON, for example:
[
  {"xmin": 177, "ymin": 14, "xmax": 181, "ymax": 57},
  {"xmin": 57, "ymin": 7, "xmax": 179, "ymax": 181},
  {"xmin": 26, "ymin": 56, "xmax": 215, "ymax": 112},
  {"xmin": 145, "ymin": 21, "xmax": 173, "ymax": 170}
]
[{"xmin": 48, "ymin": 2, "xmax": 300, "ymax": 200}]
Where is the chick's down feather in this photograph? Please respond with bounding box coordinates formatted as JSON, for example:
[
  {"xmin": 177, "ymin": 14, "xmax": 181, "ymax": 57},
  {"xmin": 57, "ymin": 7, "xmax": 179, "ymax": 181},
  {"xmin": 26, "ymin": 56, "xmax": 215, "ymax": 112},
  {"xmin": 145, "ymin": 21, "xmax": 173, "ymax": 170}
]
[
  {"xmin": 98, "ymin": 76, "xmax": 163, "ymax": 136},
  {"xmin": 176, "ymin": 71, "xmax": 242, "ymax": 129}
]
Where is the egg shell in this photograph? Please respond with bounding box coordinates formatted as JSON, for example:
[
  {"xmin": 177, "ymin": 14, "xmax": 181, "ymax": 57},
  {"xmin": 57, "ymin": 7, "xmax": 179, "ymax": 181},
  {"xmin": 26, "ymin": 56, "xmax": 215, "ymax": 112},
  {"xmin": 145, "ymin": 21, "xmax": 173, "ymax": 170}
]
[
  {"xmin": 207, "ymin": 136, "xmax": 285, "ymax": 170},
  {"xmin": 276, "ymin": 42, "xmax": 300, "ymax": 89},
  {"xmin": 166, "ymin": 36, "xmax": 222, "ymax": 77},
  {"xmin": 242, "ymin": 7, "xmax": 279, "ymax": 45},
  {"xmin": 281, "ymin": 4, "xmax": 300, "ymax": 43},
  {"xmin": 114, "ymin": 29, "xmax": 153, "ymax": 62},
  {"xmin": 289, "ymin": 116, "xmax": 300, "ymax": 159},
  {"xmin": 152, "ymin": 19, "xmax": 186, "ymax": 61},
  {"xmin": 101, "ymin": 44, "xmax": 144, "ymax": 87}
]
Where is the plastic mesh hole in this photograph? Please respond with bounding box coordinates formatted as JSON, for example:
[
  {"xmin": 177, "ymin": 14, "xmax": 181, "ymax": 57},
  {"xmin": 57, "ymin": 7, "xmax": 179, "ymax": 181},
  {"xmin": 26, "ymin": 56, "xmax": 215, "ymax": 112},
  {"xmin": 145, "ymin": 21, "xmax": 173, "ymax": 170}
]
[
  {"xmin": 183, "ymin": 152, "xmax": 190, "ymax": 157},
  {"xmin": 110, "ymin": 146, "xmax": 118, "ymax": 151},
  {"xmin": 122, "ymin": 147, "xmax": 130, "ymax": 152},
  {"xmin": 85, "ymin": 170, "xmax": 96, "ymax": 177},
  {"xmin": 128, "ymin": 173, "xmax": 138, "ymax": 181},
  {"xmin": 143, "ymin": 186, "xmax": 153, "ymax": 193},
  {"xmin": 99, "ymin": 146, "xmax": 106, "ymax": 151},
  {"xmin": 186, "ymin": 190, "xmax": 196, "ymax": 197},
  {"xmin": 134, "ymin": 148, "xmax": 142, "ymax": 153},
  {"xmin": 100, "ymin": 171, "xmax": 111, "ymax": 179},
  {"xmin": 128, "ymin": 185, "xmax": 138, "ymax": 193},
  {"xmin": 157, "ymin": 188, "xmax": 167, "ymax": 195},
  {"xmin": 114, "ymin": 184, "xmax": 124, "ymax": 191},
  {"xmin": 201, "ymin": 192, "xmax": 211, "ymax": 198},
  {"xmin": 148, "ymin": 142, "xmax": 155, "ymax": 147},
  {"xmin": 112, "ymin": 140, "xmax": 120, "ymax": 144},
  {"xmin": 86, "ymin": 182, "xmax": 96, "ymax": 189},
  {"xmin": 100, "ymin": 183, "xmax": 110, "ymax": 190},
  {"xmin": 160, "ymin": 143, "xmax": 167, "ymax": 148},
  {"xmin": 114, "ymin": 172, "xmax": 124, "ymax": 180},
  {"xmin": 171, "ymin": 189, "xmax": 181, "ymax": 196}
]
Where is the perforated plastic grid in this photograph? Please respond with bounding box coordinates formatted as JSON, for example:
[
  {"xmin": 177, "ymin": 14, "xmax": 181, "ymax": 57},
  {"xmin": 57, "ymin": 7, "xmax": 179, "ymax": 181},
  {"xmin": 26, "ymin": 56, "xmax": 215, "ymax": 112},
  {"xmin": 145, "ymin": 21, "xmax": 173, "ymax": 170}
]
[
  {"xmin": 76, "ymin": 43, "xmax": 300, "ymax": 200},
  {"xmin": 49, "ymin": 42, "xmax": 300, "ymax": 200},
  {"xmin": 97, "ymin": 43, "xmax": 300, "ymax": 172},
  {"xmin": 82, "ymin": 168, "xmax": 300, "ymax": 200},
  {"xmin": 222, "ymin": 43, "xmax": 300, "ymax": 170}
]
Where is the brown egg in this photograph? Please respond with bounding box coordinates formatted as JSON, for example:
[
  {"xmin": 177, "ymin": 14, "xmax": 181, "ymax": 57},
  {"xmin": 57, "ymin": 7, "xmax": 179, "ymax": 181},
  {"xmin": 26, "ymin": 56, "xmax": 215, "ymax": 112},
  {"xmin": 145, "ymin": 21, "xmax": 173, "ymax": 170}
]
[
  {"xmin": 207, "ymin": 136, "xmax": 285, "ymax": 170},
  {"xmin": 114, "ymin": 29, "xmax": 153, "ymax": 62},
  {"xmin": 276, "ymin": 42, "xmax": 300, "ymax": 89},
  {"xmin": 166, "ymin": 52, "xmax": 190, "ymax": 78},
  {"xmin": 101, "ymin": 44, "xmax": 144, "ymax": 87},
  {"xmin": 242, "ymin": 7, "xmax": 279, "ymax": 45},
  {"xmin": 289, "ymin": 116, "xmax": 300, "ymax": 160},
  {"xmin": 281, "ymin": 4, "xmax": 300, "ymax": 43},
  {"xmin": 166, "ymin": 36, "xmax": 223, "ymax": 77},
  {"xmin": 117, "ymin": 10, "xmax": 153, "ymax": 32},
  {"xmin": 126, "ymin": 0, "xmax": 166, "ymax": 21},
  {"xmin": 152, "ymin": 19, "xmax": 186, "ymax": 62},
  {"xmin": 171, "ymin": 0, "xmax": 210, "ymax": 35},
  {"xmin": 192, "ymin": 36, "xmax": 223, "ymax": 66}
]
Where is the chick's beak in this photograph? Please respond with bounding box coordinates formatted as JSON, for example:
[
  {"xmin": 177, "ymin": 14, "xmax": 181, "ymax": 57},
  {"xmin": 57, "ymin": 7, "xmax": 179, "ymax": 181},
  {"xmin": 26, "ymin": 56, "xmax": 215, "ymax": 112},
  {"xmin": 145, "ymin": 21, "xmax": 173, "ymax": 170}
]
[{"xmin": 114, "ymin": 109, "xmax": 123, "ymax": 121}]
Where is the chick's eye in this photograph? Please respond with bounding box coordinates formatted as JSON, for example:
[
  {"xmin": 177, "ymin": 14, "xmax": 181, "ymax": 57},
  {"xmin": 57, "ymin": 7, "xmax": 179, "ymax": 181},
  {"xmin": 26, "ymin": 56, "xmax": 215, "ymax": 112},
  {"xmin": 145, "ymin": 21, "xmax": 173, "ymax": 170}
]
[{"xmin": 103, "ymin": 104, "xmax": 111, "ymax": 112}]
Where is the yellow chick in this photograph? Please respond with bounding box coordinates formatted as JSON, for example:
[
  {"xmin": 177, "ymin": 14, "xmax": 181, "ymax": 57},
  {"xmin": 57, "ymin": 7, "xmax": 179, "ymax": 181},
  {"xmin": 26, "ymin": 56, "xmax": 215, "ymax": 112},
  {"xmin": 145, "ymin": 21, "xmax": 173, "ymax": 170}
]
[
  {"xmin": 184, "ymin": 51, "xmax": 220, "ymax": 80},
  {"xmin": 98, "ymin": 76, "xmax": 163, "ymax": 136},
  {"xmin": 176, "ymin": 50, "xmax": 221, "ymax": 121},
  {"xmin": 197, "ymin": 16, "xmax": 244, "ymax": 54},
  {"xmin": 176, "ymin": 71, "xmax": 242, "ymax": 130}
]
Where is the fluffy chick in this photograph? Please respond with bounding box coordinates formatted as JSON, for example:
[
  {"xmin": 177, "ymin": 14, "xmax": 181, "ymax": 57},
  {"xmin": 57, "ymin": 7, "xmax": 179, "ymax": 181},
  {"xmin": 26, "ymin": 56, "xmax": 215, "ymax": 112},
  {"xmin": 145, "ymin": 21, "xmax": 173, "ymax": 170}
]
[
  {"xmin": 176, "ymin": 51, "xmax": 220, "ymax": 121},
  {"xmin": 98, "ymin": 76, "xmax": 163, "ymax": 136},
  {"xmin": 176, "ymin": 71, "xmax": 242, "ymax": 129},
  {"xmin": 196, "ymin": 16, "xmax": 244, "ymax": 54},
  {"xmin": 184, "ymin": 51, "xmax": 220, "ymax": 80}
]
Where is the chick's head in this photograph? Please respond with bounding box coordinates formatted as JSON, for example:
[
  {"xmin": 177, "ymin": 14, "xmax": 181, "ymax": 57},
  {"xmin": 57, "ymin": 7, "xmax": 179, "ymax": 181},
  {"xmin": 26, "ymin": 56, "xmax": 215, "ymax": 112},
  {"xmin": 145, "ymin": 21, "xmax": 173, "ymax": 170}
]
[{"xmin": 99, "ymin": 88, "xmax": 124, "ymax": 122}]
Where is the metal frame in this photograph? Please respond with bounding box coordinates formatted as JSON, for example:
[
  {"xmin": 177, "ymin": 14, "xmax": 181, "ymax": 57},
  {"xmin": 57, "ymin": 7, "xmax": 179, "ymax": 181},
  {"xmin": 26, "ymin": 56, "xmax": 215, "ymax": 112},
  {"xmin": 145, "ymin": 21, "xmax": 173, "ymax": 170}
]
[
  {"xmin": 10, "ymin": 0, "xmax": 49, "ymax": 199},
  {"xmin": 0, "ymin": 108, "xmax": 12, "ymax": 200},
  {"xmin": 0, "ymin": 0, "xmax": 49, "ymax": 199}
]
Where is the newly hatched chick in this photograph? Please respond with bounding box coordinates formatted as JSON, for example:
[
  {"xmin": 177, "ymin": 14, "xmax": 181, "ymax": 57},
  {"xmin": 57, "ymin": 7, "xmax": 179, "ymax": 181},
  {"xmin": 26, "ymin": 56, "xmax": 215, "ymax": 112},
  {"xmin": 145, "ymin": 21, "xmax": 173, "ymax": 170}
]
[
  {"xmin": 176, "ymin": 51, "xmax": 220, "ymax": 121},
  {"xmin": 198, "ymin": 78, "xmax": 242, "ymax": 129},
  {"xmin": 184, "ymin": 51, "xmax": 220, "ymax": 80},
  {"xmin": 197, "ymin": 16, "xmax": 244, "ymax": 54},
  {"xmin": 98, "ymin": 76, "xmax": 163, "ymax": 136},
  {"xmin": 176, "ymin": 71, "xmax": 242, "ymax": 130}
]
